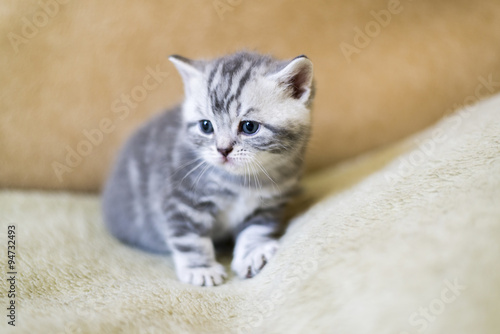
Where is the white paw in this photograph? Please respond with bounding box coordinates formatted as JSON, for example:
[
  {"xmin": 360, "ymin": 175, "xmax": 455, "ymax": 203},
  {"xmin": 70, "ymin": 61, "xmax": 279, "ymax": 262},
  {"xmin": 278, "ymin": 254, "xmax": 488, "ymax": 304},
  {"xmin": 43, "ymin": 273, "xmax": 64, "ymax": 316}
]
[
  {"xmin": 176, "ymin": 263, "xmax": 227, "ymax": 287},
  {"xmin": 232, "ymin": 240, "xmax": 279, "ymax": 279}
]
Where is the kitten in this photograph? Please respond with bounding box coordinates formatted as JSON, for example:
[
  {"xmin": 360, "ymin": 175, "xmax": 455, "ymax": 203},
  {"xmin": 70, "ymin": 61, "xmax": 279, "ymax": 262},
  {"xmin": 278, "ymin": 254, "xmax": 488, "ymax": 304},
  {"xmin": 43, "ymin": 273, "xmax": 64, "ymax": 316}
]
[{"xmin": 102, "ymin": 51, "xmax": 314, "ymax": 286}]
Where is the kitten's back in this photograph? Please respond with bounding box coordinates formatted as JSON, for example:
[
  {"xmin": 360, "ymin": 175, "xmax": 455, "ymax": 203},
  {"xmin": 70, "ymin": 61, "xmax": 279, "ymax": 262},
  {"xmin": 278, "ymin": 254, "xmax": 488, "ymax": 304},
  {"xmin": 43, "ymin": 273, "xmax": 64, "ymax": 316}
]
[{"xmin": 102, "ymin": 106, "xmax": 183, "ymax": 253}]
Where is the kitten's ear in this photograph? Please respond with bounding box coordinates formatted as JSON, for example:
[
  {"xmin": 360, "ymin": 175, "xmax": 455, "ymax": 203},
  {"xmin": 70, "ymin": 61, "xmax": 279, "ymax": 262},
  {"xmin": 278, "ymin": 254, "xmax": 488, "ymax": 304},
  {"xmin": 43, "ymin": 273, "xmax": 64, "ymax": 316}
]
[
  {"xmin": 269, "ymin": 55, "xmax": 314, "ymax": 104},
  {"xmin": 169, "ymin": 55, "xmax": 204, "ymax": 94}
]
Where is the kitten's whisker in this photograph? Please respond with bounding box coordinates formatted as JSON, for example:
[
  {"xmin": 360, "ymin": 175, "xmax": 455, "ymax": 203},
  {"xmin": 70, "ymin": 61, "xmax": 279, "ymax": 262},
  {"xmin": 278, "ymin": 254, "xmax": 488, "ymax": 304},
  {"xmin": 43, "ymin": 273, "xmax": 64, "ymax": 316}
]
[
  {"xmin": 246, "ymin": 160, "xmax": 254, "ymax": 189},
  {"xmin": 243, "ymin": 161, "xmax": 249, "ymax": 189},
  {"xmin": 246, "ymin": 161, "xmax": 254, "ymax": 188},
  {"xmin": 192, "ymin": 163, "xmax": 212, "ymax": 189},
  {"xmin": 179, "ymin": 160, "xmax": 206, "ymax": 187},
  {"xmin": 254, "ymin": 157, "xmax": 281, "ymax": 194},
  {"xmin": 172, "ymin": 156, "xmax": 203, "ymax": 175},
  {"xmin": 250, "ymin": 163, "xmax": 257, "ymax": 190},
  {"xmin": 166, "ymin": 157, "xmax": 203, "ymax": 187},
  {"xmin": 249, "ymin": 161, "xmax": 262, "ymax": 193},
  {"xmin": 192, "ymin": 163, "xmax": 212, "ymax": 194}
]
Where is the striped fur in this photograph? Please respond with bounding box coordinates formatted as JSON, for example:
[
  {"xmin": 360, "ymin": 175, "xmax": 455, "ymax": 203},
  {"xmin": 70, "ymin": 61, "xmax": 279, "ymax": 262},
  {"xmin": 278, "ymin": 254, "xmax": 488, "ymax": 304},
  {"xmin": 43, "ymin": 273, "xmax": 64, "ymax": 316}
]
[{"xmin": 102, "ymin": 51, "xmax": 314, "ymax": 286}]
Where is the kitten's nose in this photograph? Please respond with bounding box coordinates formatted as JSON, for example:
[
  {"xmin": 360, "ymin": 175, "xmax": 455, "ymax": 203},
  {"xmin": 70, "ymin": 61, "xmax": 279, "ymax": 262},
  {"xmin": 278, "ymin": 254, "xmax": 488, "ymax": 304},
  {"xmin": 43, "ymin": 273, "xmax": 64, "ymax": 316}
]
[{"xmin": 217, "ymin": 146, "xmax": 233, "ymax": 157}]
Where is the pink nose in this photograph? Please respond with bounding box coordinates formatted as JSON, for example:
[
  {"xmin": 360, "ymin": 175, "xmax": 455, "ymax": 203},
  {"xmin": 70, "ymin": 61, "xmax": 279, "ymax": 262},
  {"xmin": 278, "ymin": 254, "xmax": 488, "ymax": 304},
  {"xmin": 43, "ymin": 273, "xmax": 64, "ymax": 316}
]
[{"xmin": 217, "ymin": 147, "xmax": 233, "ymax": 157}]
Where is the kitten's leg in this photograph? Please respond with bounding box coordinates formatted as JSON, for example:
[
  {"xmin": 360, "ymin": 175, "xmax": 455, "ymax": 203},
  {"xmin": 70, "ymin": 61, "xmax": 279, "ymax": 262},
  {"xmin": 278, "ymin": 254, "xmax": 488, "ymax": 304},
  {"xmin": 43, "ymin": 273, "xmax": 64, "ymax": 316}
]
[
  {"xmin": 160, "ymin": 193, "xmax": 227, "ymax": 286},
  {"xmin": 169, "ymin": 233, "xmax": 227, "ymax": 286},
  {"xmin": 231, "ymin": 208, "xmax": 281, "ymax": 279}
]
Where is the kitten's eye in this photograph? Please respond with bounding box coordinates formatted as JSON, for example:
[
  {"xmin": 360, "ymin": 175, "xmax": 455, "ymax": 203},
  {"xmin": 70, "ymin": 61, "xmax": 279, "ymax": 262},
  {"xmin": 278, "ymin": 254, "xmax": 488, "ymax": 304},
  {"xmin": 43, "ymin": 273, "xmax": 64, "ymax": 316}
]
[
  {"xmin": 199, "ymin": 120, "xmax": 214, "ymax": 134},
  {"xmin": 240, "ymin": 121, "xmax": 260, "ymax": 135}
]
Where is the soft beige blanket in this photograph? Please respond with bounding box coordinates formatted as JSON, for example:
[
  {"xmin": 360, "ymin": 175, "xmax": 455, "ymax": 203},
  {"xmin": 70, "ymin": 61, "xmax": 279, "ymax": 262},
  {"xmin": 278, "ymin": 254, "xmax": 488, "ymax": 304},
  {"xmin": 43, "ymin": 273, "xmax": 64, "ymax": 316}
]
[{"xmin": 1, "ymin": 94, "xmax": 499, "ymax": 334}]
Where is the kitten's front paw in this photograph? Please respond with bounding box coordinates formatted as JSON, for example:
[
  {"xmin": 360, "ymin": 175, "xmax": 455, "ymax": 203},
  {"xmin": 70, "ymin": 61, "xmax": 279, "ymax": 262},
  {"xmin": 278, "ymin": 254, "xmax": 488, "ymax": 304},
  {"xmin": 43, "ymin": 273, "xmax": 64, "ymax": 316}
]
[
  {"xmin": 176, "ymin": 263, "xmax": 227, "ymax": 287},
  {"xmin": 232, "ymin": 240, "xmax": 279, "ymax": 279}
]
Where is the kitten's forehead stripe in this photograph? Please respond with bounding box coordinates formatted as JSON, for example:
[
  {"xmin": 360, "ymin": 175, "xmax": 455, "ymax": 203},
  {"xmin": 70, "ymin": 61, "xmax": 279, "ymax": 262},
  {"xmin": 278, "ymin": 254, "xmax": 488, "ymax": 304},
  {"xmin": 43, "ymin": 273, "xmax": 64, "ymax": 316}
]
[
  {"xmin": 221, "ymin": 59, "xmax": 243, "ymax": 89},
  {"xmin": 221, "ymin": 59, "xmax": 242, "ymax": 98},
  {"xmin": 206, "ymin": 57, "xmax": 257, "ymax": 117},
  {"xmin": 236, "ymin": 102, "xmax": 242, "ymax": 117},
  {"xmin": 210, "ymin": 92, "xmax": 224, "ymax": 115},
  {"xmin": 234, "ymin": 65, "xmax": 253, "ymax": 101},
  {"xmin": 207, "ymin": 61, "xmax": 222, "ymax": 92},
  {"xmin": 223, "ymin": 74, "xmax": 233, "ymax": 98},
  {"xmin": 242, "ymin": 108, "xmax": 256, "ymax": 118},
  {"xmin": 224, "ymin": 95, "xmax": 235, "ymax": 113}
]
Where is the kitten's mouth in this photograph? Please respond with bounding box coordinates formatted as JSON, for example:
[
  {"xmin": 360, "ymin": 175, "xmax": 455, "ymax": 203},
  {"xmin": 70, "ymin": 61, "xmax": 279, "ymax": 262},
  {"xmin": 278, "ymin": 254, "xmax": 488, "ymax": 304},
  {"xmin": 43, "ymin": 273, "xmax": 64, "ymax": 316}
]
[
  {"xmin": 217, "ymin": 156, "xmax": 239, "ymax": 171},
  {"xmin": 220, "ymin": 156, "xmax": 232, "ymax": 165},
  {"xmin": 213, "ymin": 155, "xmax": 249, "ymax": 175}
]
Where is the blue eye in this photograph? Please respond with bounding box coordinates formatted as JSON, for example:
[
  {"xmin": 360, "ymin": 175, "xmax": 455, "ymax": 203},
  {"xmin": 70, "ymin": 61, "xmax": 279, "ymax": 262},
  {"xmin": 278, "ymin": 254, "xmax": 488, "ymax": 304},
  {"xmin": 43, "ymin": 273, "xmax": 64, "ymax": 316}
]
[
  {"xmin": 240, "ymin": 121, "xmax": 260, "ymax": 135},
  {"xmin": 199, "ymin": 120, "xmax": 214, "ymax": 134}
]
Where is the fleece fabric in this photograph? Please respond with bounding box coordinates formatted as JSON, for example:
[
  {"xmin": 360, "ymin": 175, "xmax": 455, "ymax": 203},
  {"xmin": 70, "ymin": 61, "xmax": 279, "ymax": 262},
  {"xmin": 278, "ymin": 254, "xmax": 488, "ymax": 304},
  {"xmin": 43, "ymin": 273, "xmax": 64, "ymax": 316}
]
[{"xmin": 0, "ymin": 94, "xmax": 499, "ymax": 333}]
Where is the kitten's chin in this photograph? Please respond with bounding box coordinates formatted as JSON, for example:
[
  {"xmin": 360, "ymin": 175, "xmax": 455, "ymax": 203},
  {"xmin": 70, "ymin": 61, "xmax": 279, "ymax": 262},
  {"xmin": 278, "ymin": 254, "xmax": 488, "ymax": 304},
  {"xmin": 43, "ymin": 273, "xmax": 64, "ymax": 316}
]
[{"xmin": 212, "ymin": 158, "xmax": 246, "ymax": 175}]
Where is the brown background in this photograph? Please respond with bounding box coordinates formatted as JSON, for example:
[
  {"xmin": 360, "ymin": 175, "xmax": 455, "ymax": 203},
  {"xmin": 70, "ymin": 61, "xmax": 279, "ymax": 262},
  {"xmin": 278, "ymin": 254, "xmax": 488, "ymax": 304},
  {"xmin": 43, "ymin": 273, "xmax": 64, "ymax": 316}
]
[{"xmin": 1, "ymin": 0, "xmax": 500, "ymax": 192}]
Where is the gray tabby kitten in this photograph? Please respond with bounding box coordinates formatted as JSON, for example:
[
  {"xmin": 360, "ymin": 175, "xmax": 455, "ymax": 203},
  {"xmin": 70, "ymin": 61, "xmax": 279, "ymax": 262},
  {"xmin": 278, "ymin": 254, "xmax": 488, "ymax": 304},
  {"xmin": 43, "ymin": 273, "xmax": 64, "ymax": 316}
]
[{"xmin": 102, "ymin": 51, "xmax": 314, "ymax": 286}]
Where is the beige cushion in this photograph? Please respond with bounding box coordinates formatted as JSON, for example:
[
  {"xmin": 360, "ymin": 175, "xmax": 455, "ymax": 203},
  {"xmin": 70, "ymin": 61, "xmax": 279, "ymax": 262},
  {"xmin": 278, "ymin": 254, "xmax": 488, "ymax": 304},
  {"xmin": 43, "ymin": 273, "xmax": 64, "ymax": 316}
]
[{"xmin": 1, "ymin": 93, "xmax": 499, "ymax": 333}]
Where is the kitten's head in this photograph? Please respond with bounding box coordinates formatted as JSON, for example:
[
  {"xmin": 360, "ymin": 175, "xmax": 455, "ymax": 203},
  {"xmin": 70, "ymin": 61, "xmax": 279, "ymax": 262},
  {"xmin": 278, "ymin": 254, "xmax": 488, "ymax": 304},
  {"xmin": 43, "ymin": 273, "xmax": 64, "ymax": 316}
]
[{"xmin": 170, "ymin": 51, "xmax": 314, "ymax": 177}]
